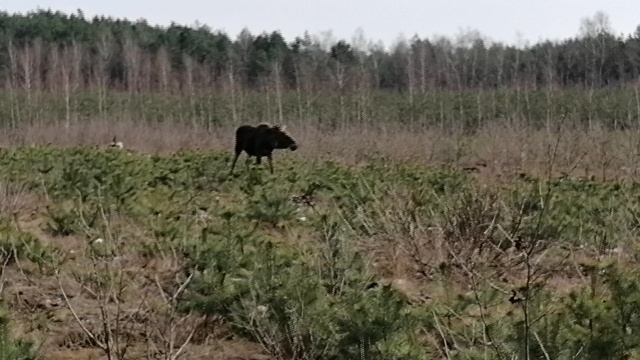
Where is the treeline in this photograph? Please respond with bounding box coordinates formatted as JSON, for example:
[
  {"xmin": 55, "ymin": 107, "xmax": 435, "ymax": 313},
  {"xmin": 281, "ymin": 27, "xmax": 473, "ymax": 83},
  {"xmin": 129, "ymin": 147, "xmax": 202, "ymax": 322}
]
[
  {"xmin": 2, "ymin": 9, "xmax": 640, "ymax": 130},
  {"xmin": 2, "ymin": 9, "xmax": 640, "ymax": 95}
]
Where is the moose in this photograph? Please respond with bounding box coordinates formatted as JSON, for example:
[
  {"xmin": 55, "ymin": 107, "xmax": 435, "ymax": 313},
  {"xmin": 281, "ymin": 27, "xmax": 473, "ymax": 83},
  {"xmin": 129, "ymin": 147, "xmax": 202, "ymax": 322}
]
[{"xmin": 229, "ymin": 123, "xmax": 298, "ymax": 174}]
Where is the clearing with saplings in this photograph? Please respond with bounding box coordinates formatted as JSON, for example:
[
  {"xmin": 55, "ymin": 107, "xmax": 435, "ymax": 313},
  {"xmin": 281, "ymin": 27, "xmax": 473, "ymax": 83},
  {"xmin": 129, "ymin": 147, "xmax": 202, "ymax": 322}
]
[{"xmin": 0, "ymin": 8, "xmax": 639, "ymax": 360}]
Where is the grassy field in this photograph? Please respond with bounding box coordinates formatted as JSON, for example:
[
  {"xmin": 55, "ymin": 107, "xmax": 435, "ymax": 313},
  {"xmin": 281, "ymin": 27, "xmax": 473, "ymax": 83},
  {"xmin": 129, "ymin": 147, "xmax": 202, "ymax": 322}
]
[{"xmin": 0, "ymin": 117, "xmax": 639, "ymax": 360}]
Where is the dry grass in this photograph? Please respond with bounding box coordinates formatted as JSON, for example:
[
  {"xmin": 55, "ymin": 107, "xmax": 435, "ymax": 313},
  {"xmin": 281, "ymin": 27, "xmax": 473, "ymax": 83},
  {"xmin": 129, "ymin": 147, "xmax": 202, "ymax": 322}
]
[
  {"xmin": 0, "ymin": 180, "xmax": 40, "ymax": 217},
  {"xmin": 1, "ymin": 117, "xmax": 640, "ymax": 182}
]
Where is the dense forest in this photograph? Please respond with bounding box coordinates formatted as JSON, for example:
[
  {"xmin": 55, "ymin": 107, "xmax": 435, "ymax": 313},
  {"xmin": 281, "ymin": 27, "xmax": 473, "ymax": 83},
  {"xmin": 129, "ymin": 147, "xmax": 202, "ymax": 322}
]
[{"xmin": 1, "ymin": 9, "xmax": 640, "ymax": 128}]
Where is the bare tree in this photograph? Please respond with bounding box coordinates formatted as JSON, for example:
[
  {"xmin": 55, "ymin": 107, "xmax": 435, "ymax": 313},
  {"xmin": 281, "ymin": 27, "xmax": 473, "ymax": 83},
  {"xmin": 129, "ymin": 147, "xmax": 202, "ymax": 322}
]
[
  {"xmin": 123, "ymin": 37, "xmax": 141, "ymax": 94},
  {"xmin": 156, "ymin": 46, "xmax": 171, "ymax": 94}
]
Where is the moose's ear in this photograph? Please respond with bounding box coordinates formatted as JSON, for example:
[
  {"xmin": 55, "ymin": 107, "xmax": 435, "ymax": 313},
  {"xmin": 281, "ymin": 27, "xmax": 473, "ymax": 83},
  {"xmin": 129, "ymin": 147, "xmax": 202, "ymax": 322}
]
[{"xmin": 278, "ymin": 124, "xmax": 287, "ymax": 131}]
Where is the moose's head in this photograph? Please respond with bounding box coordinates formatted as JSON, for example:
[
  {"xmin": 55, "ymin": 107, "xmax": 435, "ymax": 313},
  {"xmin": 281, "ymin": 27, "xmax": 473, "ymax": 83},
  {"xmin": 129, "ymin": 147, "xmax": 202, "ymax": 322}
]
[{"xmin": 269, "ymin": 125, "xmax": 298, "ymax": 151}]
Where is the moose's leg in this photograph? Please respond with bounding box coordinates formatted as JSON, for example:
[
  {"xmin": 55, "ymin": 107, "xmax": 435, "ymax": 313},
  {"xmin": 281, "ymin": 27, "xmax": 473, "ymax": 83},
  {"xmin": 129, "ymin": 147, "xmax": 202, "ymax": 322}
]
[
  {"xmin": 230, "ymin": 139, "xmax": 246, "ymax": 174},
  {"xmin": 255, "ymin": 156, "xmax": 262, "ymax": 165},
  {"xmin": 230, "ymin": 151, "xmax": 241, "ymax": 174},
  {"xmin": 267, "ymin": 154, "xmax": 274, "ymax": 174}
]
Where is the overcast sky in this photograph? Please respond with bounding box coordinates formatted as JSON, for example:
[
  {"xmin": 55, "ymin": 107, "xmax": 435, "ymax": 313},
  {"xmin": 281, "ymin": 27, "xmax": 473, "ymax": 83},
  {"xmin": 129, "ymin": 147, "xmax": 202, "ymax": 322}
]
[{"xmin": 2, "ymin": 0, "xmax": 639, "ymax": 48}]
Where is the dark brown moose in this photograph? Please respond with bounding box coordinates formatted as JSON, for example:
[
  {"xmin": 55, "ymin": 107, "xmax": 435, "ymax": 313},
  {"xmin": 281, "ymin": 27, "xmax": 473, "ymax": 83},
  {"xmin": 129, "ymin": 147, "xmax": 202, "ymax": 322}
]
[{"xmin": 229, "ymin": 123, "xmax": 298, "ymax": 174}]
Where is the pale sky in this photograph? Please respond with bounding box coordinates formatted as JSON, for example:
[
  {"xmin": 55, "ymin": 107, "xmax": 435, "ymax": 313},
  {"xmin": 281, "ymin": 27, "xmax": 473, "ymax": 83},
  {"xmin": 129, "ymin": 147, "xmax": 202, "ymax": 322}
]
[{"xmin": 1, "ymin": 0, "xmax": 639, "ymax": 49}]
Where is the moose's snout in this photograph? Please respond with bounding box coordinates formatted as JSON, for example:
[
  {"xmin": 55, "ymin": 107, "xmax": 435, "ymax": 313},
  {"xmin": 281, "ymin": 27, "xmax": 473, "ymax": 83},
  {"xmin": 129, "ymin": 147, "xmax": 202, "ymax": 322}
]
[{"xmin": 290, "ymin": 143, "xmax": 298, "ymax": 151}]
